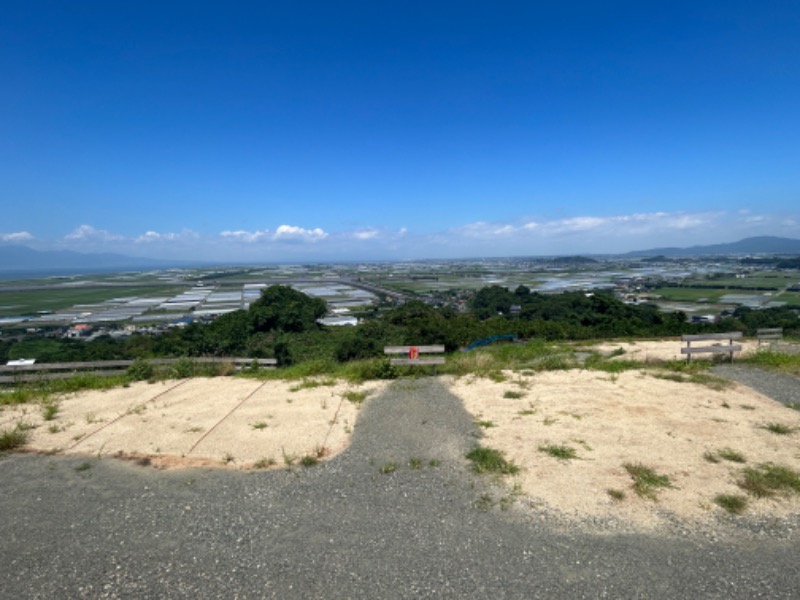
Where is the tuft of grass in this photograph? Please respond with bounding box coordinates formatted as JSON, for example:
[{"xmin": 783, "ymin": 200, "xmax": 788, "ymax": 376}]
[
  {"xmin": 760, "ymin": 422, "xmax": 795, "ymax": 435},
  {"xmin": 538, "ymin": 444, "xmax": 578, "ymax": 460},
  {"xmin": 503, "ymin": 390, "xmax": 525, "ymax": 399},
  {"xmin": 222, "ymin": 453, "xmax": 235, "ymax": 465},
  {"xmin": 714, "ymin": 494, "xmax": 748, "ymax": 515},
  {"xmin": 475, "ymin": 420, "xmax": 496, "ymax": 428},
  {"xmin": 74, "ymin": 461, "xmax": 92, "ymax": 472},
  {"xmin": 466, "ymin": 446, "xmax": 520, "ymax": 475},
  {"xmin": 379, "ymin": 462, "xmax": 397, "ymax": 474},
  {"xmin": 408, "ymin": 457, "xmax": 422, "ymax": 470},
  {"xmin": 251, "ymin": 421, "xmax": 268, "ymax": 430},
  {"xmin": 41, "ymin": 401, "xmax": 59, "ymax": 421},
  {"xmin": 607, "ymin": 488, "xmax": 626, "ymax": 501},
  {"xmin": 717, "ymin": 448, "xmax": 746, "ymax": 463},
  {"xmin": 487, "ymin": 371, "xmax": 507, "ymax": 383},
  {"xmin": 300, "ymin": 455, "xmax": 319, "ymax": 467},
  {"xmin": 624, "ymin": 462, "xmax": 673, "ymax": 500},
  {"xmin": 0, "ymin": 427, "xmax": 29, "ymax": 451},
  {"xmin": 703, "ymin": 451, "xmax": 721, "ymax": 464},
  {"xmin": 342, "ymin": 390, "xmax": 368, "ymax": 405},
  {"xmin": 738, "ymin": 463, "xmax": 800, "ymax": 498},
  {"xmin": 252, "ymin": 457, "xmax": 276, "ymax": 469},
  {"xmin": 289, "ymin": 378, "xmax": 337, "ymax": 392},
  {"xmin": 428, "ymin": 459, "xmax": 441, "ymax": 467}
]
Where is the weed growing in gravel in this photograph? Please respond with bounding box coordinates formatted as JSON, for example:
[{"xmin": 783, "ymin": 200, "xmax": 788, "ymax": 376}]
[
  {"xmin": 475, "ymin": 420, "xmax": 496, "ymax": 428},
  {"xmin": 282, "ymin": 449, "xmax": 297, "ymax": 466},
  {"xmin": 408, "ymin": 458, "xmax": 422, "ymax": 470},
  {"xmin": 222, "ymin": 453, "xmax": 235, "ymax": 465},
  {"xmin": 607, "ymin": 489, "xmax": 626, "ymax": 501},
  {"xmin": 738, "ymin": 464, "xmax": 800, "ymax": 498},
  {"xmin": 41, "ymin": 401, "xmax": 59, "ymax": 421},
  {"xmin": 624, "ymin": 463, "xmax": 673, "ymax": 500},
  {"xmin": 542, "ymin": 417, "xmax": 558, "ymax": 426},
  {"xmin": 760, "ymin": 422, "xmax": 795, "ymax": 435},
  {"xmin": 252, "ymin": 457, "xmax": 277, "ymax": 469},
  {"xmin": 703, "ymin": 451, "xmax": 721, "ymax": 464},
  {"xmin": 714, "ymin": 494, "xmax": 748, "ymax": 515},
  {"xmin": 717, "ymin": 448, "xmax": 747, "ymax": 463},
  {"xmin": 428, "ymin": 459, "xmax": 441, "ymax": 467},
  {"xmin": 0, "ymin": 427, "xmax": 29, "ymax": 451},
  {"xmin": 74, "ymin": 462, "xmax": 91, "ymax": 472},
  {"xmin": 342, "ymin": 390, "xmax": 368, "ymax": 405},
  {"xmin": 289, "ymin": 378, "xmax": 337, "ymax": 392},
  {"xmin": 539, "ymin": 445, "xmax": 578, "ymax": 460},
  {"xmin": 379, "ymin": 462, "xmax": 397, "ymax": 474},
  {"xmin": 300, "ymin": 455, "xmax": 319, "ymax": 467},
  {"xmin": 251, "ymin": 421, "xmax": 268, "ymax": 430},
  {"xmin": 503, "ymin": 390, "xmax": 525, "ymax": 399},
  {"xmin": 466, "ymin": 446, "xmax": 520, "ymax": 475}
]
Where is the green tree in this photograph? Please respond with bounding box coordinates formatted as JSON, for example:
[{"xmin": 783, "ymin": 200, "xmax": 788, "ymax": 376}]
[{"xmin": 249, "ymin": 285, "xmax": 327, "ymax": 333}]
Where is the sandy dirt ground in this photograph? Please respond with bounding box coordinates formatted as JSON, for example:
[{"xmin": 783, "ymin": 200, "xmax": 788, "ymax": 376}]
[
  {"xmin": 4, "ymin": 341, "xmax": 799, "ymax": 529},
  {"xmin": 6, "ymin": 378, "xmax": 387, "ymax": 469}
]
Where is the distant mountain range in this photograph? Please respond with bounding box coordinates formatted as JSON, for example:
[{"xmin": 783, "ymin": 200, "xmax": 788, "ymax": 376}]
[
  {"xmin": 0, "ymin": 245, "xmax": 185, "ymax": 273},
  {"xmin": 623, "ymin": 236, "xmax": 800, "ymax": 258}
]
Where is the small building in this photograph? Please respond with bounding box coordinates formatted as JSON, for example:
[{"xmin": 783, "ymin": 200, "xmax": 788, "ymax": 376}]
[{"xmin": 66, "ymin": 324, "xmax": 93, "ymax": 338}]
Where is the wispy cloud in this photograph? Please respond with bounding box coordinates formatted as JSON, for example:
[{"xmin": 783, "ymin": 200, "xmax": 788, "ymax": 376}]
[
  {"xmin": 135, "ymin": 229, "xmax": 199, "ymax": 243},
  {"xmin": 64, "ymin": 224, "xmax": 124, "ymax": 242},
  {"xmin": 0, "ymin": 231, "xmax": 34, "ymax": 242}
]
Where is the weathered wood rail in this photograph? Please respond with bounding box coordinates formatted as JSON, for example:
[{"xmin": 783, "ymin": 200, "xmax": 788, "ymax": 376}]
[
  {"xmin": 0, "ymin": 357, "xmax": 277, "ymax": 384},
  {"xmin": 681, "ymin": 332, "xmax": 743, "ymax": 362},
  {"xmin": 756, "ymin": 328, "xmax": 783, "ymax": 345},
  {"xmin": 384, "ymin": 345, "xmax": 446, "ymax": 366}
]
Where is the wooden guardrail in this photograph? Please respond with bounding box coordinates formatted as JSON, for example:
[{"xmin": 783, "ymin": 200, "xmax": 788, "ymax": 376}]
[
  {"xmin": 384, "ymin": 345, "xmax": 446, "ymax": 366},
  {"xmin": 681, "ymin": 332, "xmax": 743, "ymax": 362},
  {"xmin": 0, "ymin": 357, "xmax": 277, "ymax": 384},
  {"xmin": 756, "ymin": 328, "xmax": 783, "ymax": 345}
]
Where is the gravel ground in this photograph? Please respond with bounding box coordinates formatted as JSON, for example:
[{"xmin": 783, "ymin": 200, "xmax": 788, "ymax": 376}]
[
  {"xmin": 2, "ymin": 377, "xmax": 800, "ymax": 599},
  {"xmin": 712, "ymin": 364, "xmax": 800, "ymax": 407}
]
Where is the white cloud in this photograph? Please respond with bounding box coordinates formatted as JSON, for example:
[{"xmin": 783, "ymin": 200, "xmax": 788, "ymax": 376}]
[
  {"xmin": 273, "ymin": 225, "xmax": 328, "ymax": 241},
  {"xmin": 135, "ymin": 229, "xmax": 199, "ymax": 243},
  {"xmin": 352, "ymin": 228, "xmax": 380, "ymax": 240},
  {"xmin": 64, "ymin": 224, "xmax": 124, "ymax": 242},
  {"xmin": 220, "ymin": 229, "xmax": 270, "ymax": 242},
  {"xmin": 0, "ymin": 231, "xmax": 34, "ymax": 242}
]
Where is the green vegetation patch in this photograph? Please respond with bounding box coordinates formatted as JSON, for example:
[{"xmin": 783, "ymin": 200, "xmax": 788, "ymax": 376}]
[
  {"xmin": 742, "ymin": 351, "xmax": 800, "ymax": 376},
  {"xmin": 738, "ymin": 464, "xmax": 800, "ymax": 498},
  {"xmin": 760, "ymin": 422, "xmax": 796, "ymax": 435},
  {"xmin": 714, "ymin": 494, "xmax": 748, "ymax": 515},
  {"xmin": 466, "ymin": 445, "xmax": 520, "ymax": 475},
  {"xmin": 0, "ymin": 426, "xmax": 29, "ymax": 451},
  {"xmin": 538, "ymin": 444, "xmax": 578, "ymax": 460},
  {"xmin": 623, "ymin": 462, "xmax": 673, "ymax": 500}
]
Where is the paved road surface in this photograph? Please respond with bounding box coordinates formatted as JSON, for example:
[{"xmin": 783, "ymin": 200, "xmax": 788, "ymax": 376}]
[{"xmin": 2, "ymin": 378, "xmax": 799, "ymax": 598}]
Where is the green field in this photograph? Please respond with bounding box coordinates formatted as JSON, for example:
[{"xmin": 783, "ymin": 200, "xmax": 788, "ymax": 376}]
[
  {"xmin": 654, "ymin": 287, "xmax": 728, "ymax": 303},
  {"xmin": 0, "ymin": 286, "xmax": 186, "ymax": 317}
]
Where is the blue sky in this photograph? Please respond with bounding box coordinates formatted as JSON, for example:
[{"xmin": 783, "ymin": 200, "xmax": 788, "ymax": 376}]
[{"xmin": 2, "ymin": 1, "xmax": 799, "ymax": 262}]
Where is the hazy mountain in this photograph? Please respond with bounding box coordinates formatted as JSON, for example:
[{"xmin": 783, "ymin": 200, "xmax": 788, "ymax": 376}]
[
  {"xmin": 0, "ymin": 245, "xmax": 186, "ymax": 273},
  {"xmin": 625, "ymin": 236, "xmax": 800, "ymax": 258}
]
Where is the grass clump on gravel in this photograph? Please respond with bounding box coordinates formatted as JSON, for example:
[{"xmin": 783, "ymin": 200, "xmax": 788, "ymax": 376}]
[
  {"xmin": 714, "ymin": 494, "xmax": 749, "ymax": 515},
  {"xmin": 759, "ymin": 422, "xmax": 796, "ymax": 435},
  {"xmin": 623, "ymin": 462, "xmax": 673, "ymax": 500},
  {"xmin": 0, "ymin": 426, "xmax": 29, "ymax": 451},
  {"xmin": 466, "ymin": 446, "xmax": 520, "ymax": 475},
  {"xmin": 538, "ymin": 444, "xmax": 578, "ymax": 460},
  {"xmin": 737, "ymin": 464, "xmax": 800, "ymax": 498}
]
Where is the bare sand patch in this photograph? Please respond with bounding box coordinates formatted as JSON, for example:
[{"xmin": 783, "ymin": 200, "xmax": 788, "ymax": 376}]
[
  {"xmin": 448, "ymin": 362, "xmax": 800, "ymax": 530},
  {"xmin": 14, "ymin": 377, "xmax": 387, "ymax": 469},
  {"xmin": 592, "ymin": 338, "xmax": 760, "ymax": 362}
]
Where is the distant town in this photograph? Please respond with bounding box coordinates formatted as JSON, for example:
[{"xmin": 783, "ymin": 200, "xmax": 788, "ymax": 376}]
[{"xmin": 1, "ymin": 252, "xmax": 798, "ymax": 343}]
